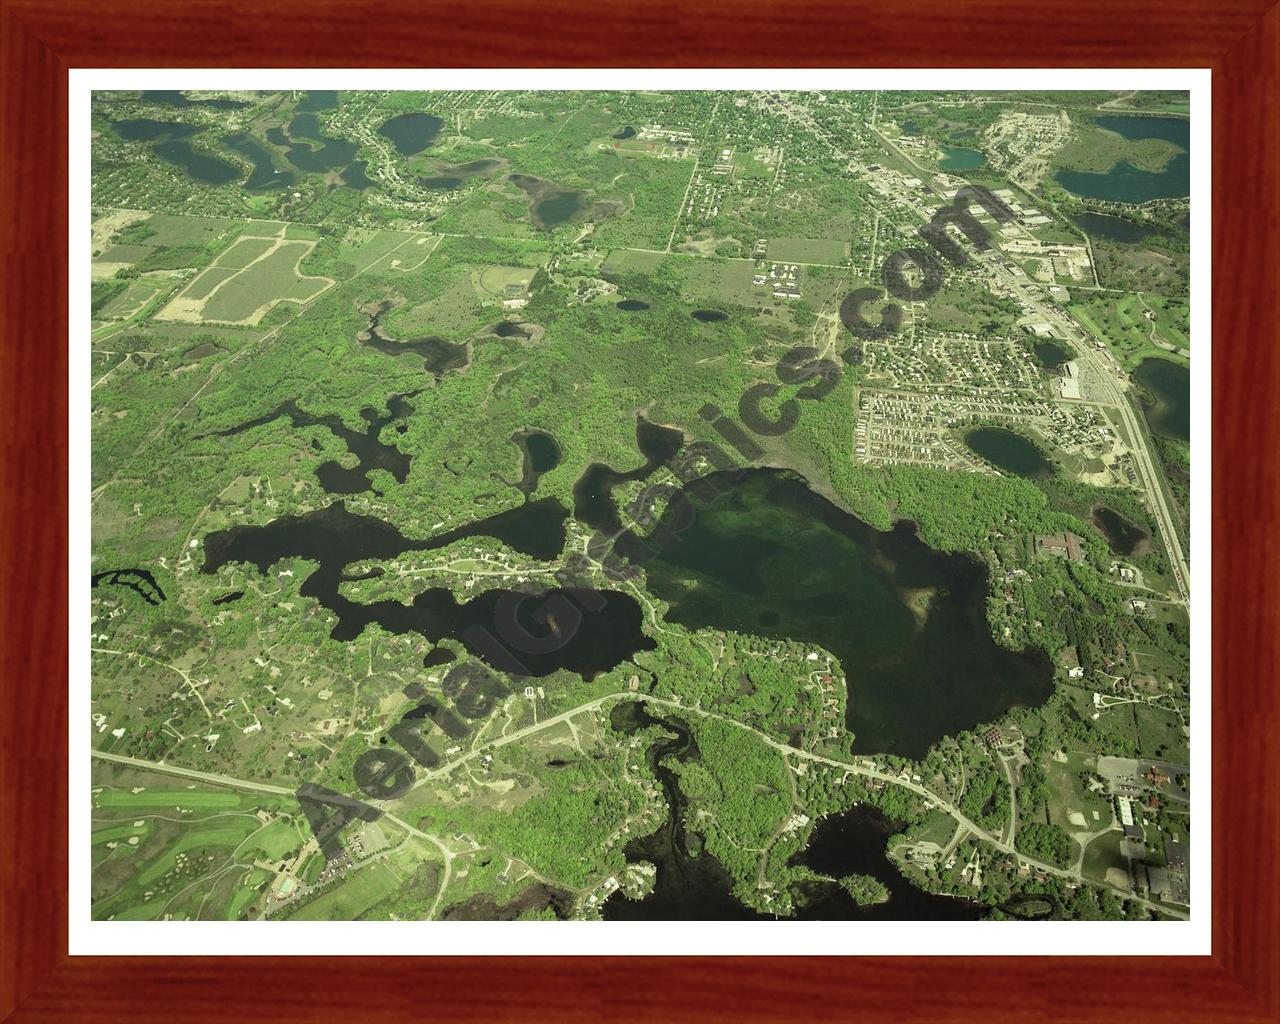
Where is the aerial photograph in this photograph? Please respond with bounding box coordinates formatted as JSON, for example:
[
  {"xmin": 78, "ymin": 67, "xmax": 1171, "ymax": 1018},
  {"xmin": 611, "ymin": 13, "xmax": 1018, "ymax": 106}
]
[{"xmin": 89, "ymin": 87, "xmax": 1192, "ymax": 923}]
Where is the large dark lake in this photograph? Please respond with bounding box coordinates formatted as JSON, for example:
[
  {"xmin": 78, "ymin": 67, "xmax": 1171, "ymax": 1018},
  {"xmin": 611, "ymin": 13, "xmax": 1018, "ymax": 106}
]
[
  {"xmin": 141, "ymin": 90, "xmax": 246, "ymax": 111},
  {"xmin": 790, "ymin": 805, "xmax": 983, "ymax": 920},
  {"xmin": 275, "ymin": 113, "xmax": 358, "ymax": 172},
  {"xmin": 153, "ymin": 139, "xmax": 241, "ymax": 185},
  {"xmin": 1071, "ymin": 211, "xmax": 1153, "ymax": 244},
  {"xmin": 508, "ymin": 174, "xmax": 592, "ymax": 229},
  {"xmin": 964, "ymin": 427, "xmax": 1053, "ymax": 479},
  {"xmin": 223, "ymin": 132, "xmax": 294, "ymax": 190},
  {"xmin": 201, "ymin": 498, "xmax": 654, "ymax": 679},
  {"xmin": 1055, "ymin": 115, "xmax": 1189, "ymax": 203},
  {"xmin": 1132, "ymin": 357, "xmax": 1190, "ymax": 443},
  {"xmin": 113, "ymin": 119, "xmax": 241, "ymax": 186},
  {"xmin": 295, "ymin": 90, "xmax": 339, "ymax": 113},
  {"xmin": 1033, "ymin": 340, "xmax": 1071, "ymax": 370},
  {"xmin": 511, "ymin": 429, "xmax": 561, "ymax": 497},
  {"xmin": 939, "ymin": 146, "xmax": 986, "ymax": 171},
  {"xmin": 631, "ymin": 469, "xmax": 1053, "ymax": 758},
  {"xmin": 379, "ymin": 113, "xmax": 443, "ymax": 156}
]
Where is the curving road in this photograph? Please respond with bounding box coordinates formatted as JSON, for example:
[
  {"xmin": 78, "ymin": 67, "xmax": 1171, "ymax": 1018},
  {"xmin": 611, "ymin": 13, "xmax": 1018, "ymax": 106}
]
[{"xmin": 94, "ymin": 696, "xmax": 1186, "ymax": 920}]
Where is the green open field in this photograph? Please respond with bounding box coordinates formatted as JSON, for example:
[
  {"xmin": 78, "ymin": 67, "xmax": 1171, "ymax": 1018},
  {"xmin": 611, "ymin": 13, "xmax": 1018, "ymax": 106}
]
[
  {"xmin": 284, "ymin": 223, "xmax": 323, "ymax": 241},
  {"xmin": 1054, "ymin": 126, "xmax": 1181, "ymax": 174},
  {"xmin": 1134, "ymin": 705, "xmax": 1189, "ymax": 762},
  {"xmin": 337, "ymin": 228, "xmax": 419, "ymax": 273},
  {"xmin": 915, "ymin": 808, "xmax": 959, "ymax": 847},
  {"xmin": 766, "ymin": 237, "xmax": 849, "ymax": 264},
  {"xmin": 1080, "ymin": 829, "xmax": 1128, "ymax": 884},
  {"xmin": 90, "ymin": 763, "xmax": 304, "ymax": 923},
  {"xmin": 602, "ymin": 248, "xmax": 667, "ymax": 274},
  {"xmin": 99, "ymin": 278, "xmax": 166, "ymax": 319},
  {"xmin": 216, "ymin": 236, "xmax": 278, "ymax": 270},
  {"xmin": 1044, "ymin": 752, "xmax": 1113, "ymax": 830},
  {"xmin": 98, "ymin": 243, "xmax": 154, "ymax": 265},
  {"xmin": 199, "ymin": 241, "xmax": 330, "ymax": 323},
  {"xmin": 242, "ymin": 220, "xmax": 286, "ymax": 238},
  {"xmin": 184, "ymin": 266, "xmax": 238, "ymax": 301},
  {"xmin": 285, "ymin": 861, "xmax": 402, "ymax": 920},
  {"xmin": 473, "ymin": 264, "xmax": 536, "ymax": 297},
  {"xmin": 143, "ymin": 214, "xmax": 241, "ymax": 248}
]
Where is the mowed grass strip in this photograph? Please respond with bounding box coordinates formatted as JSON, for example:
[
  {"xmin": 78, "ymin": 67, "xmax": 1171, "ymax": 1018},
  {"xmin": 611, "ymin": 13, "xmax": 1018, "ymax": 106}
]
[
  {"xmin": 94, "ymin": 788, "xmax": 249, "ymax": 810},
  {"xmin": 201, "ymin": 241, "xmax": 329, "ymax": 323}
]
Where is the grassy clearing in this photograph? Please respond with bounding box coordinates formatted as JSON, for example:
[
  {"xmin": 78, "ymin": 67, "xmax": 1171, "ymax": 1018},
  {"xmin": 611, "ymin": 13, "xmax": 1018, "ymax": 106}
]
[
  {"xmin": 766, "ymin": 237, "xmax": 849, "ymax": 264},
  {"xmin": 602, "ymin": 248, "xmax": 667, "ymax": 274},
  {"xmin": 673, "ymin": 256, "xmax": 758, "ymax": 307},
  {"xmin": 340, "ymin": 229, "xmax": 419, "ymax": 273},
  {"xmin": 216, "ymin": 236, "xmax": 277, "ymax": 270},
  {"xmin": 228, "ymin": 867, "xmax": 274, "ymax": 919},
  {"xmin": 143, "ymin": 214, "xmax": 240, "ymax": 248},
  {"xmin": 1080, "ymin": 829, "xmax": 1127, "ymax": 883},
  {"xmin": 242, "ymin": 219, "xmax": 286, "ymax": 239},
  {"xmin": 133, "ymin": 818, "xmax": 258, "ymax": 886},
  {"xmin": 284, "ymin": 223, "xmax": 323, "ymax": 241},
  {"xmin": 100, "ymin": 279, "xmax": 165, "ymax": 319},
  {"xmin": 241, "ymin": 818, "xmax": 304, "ymax": 862},
  {"xmin": 1055, "ymin": 126, "xmax": 1181, "ymax": 174},
  {"xmin": 1133, "ymin": 705, "xmax": 1188, "ymax": 762},
  {"xmin": 474, "ymin": 264, "xmax": 536, "ymax": 297},
  {"xmin": 285, "ymin": 861, "xmax": 401, "ymax": 920},
  {"xmin": 201, "ymin": 241, "xmax": 329, "ymax": 323},
  {"xmin": 1044, "ymin": 752, "xmax": 1112, "ymax": 829},
  {"xmin": 915, "ymin": 808, "xmax": 958, "ymax": 846},
  {"xmin": 98, "ymin": 243, "xmax": 154, "ymax": 265},
  {"xmin": 183, "ymin": 266, "xmax": 238, "ymax": 301}
]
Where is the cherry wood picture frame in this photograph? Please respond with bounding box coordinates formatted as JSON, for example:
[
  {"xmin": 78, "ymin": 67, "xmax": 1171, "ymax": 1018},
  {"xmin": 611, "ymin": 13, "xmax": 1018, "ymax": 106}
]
[{"xmin": 2, "ymin": 1, "xmax": 1276, "ymax": 1020}]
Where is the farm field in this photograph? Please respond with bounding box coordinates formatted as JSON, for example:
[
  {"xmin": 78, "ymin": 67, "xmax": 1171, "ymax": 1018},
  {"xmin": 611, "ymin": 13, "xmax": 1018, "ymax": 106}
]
[{"xmin": 158, "ymin": 238, "xmax": 332, "ymax": 325}]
